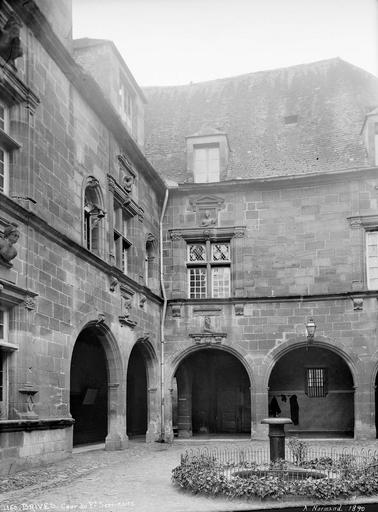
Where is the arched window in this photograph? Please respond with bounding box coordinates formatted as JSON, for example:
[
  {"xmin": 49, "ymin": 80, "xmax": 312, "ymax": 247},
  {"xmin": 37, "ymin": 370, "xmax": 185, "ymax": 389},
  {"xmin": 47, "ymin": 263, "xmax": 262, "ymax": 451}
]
[
  {"xmin": 83, "ymin": 177, "xmax": 105, "ymax": 255},
  {"xmin": 145, "ymin": 233, "xmax": 157, "ymax": 289}
]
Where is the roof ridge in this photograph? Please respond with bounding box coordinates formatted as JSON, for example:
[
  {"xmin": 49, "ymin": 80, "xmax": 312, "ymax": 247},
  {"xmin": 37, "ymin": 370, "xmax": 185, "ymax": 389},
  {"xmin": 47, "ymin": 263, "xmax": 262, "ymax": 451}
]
[{"xmin": 143, "ymin": 57, "xmax": 376, "ymax": 90}]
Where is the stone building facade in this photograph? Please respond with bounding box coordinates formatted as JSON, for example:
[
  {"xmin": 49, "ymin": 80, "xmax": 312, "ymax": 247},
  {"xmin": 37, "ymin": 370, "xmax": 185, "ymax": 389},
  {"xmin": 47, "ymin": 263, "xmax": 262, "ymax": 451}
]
[
  {"xmin": 1, "ymin": 0, "xmax": 378, "ymax": 476},
  {"xmin": 0, "ymin": 0, "xmax": 165, "ymax": 474},
  {"xmin": 144, "ymin": 59, "xmax": 378, "ymax": 441}
]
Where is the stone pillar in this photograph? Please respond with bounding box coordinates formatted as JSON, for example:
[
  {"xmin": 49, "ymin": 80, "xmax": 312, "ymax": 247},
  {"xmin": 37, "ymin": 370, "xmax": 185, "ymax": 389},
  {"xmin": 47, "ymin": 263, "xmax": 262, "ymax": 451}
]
[
  {"xmin": 176, "ymin": 366, "xmax": 192, "ymax": 438},
  {"xmin": 354, "ymin": 384, "xmax": 376, "ymax": 440},
  {"xmin": 254, "ymin": 390, "xmax": 269, "ymax": 439},
  {"xmin": 261, "ymin": 418, "xmax": 293, "ymax": 461},
  {"xmin": 146, "ymin": 387, "xmax": 160, "ymax": 442},
  {"xmin": 105, "ymin": 383, "xmax": 128, "ymax": 450}
]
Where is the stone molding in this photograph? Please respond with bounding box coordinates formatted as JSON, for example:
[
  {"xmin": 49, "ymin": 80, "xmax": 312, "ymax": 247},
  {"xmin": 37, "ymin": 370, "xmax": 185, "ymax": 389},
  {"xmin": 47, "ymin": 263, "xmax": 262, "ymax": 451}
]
[
  {"xmin": 169, "ymin": 225, "xmax": 246, "ymax": 241},
  {"xmin": 347, "ymin": 214, "xmax": 378, "ymax": 230},
  {"xmin": 189, "ymin": 332, "xmax": 227, "ymax": 345},
  {"xmin": 107, "ymin": 174, "xmax": 144, "ymax": 221},
  {"xmin": 0, "ymin": 418, "xmax": 74, "ymax": 432},
  {"xmin": 0, "ymin": 279, "xmax": 38, "ymax": 308},
  {"xmin": 0, "ymin": 194, "xmax": 163, "ymax": 306}
]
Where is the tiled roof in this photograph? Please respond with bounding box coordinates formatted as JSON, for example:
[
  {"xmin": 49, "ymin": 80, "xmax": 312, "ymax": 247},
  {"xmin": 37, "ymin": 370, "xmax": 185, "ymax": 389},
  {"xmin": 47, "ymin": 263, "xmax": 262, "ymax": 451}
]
[{"xmin": 143, "ymin": 58, "xmax": 378, "ymax": 183}]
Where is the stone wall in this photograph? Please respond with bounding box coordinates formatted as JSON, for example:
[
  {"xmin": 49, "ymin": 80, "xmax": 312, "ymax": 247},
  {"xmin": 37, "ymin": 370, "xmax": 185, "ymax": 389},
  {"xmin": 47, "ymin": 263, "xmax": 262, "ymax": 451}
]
[
  {"xmin": 162, "ymin": 173, "xmax": 378, "ymax": 440},
  {"xmin": 0, "ymin": 1, "xmax": 163, "ymax": 474}
]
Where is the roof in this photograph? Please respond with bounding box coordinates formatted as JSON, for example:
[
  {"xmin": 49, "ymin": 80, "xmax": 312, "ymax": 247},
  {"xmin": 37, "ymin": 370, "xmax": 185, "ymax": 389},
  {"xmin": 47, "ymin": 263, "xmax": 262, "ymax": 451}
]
[
  {"xmin": 143, "ymin": 58, "xmax": 378, "ymax": 183},
  {"xmin": 73, "ymin": 38, "xmax": 146, "ymax": 103}
]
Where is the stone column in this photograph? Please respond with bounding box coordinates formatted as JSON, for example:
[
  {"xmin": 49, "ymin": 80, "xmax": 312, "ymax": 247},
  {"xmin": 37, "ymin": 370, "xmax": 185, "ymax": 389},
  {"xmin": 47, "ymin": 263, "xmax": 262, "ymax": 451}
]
[
  {"xmin": 105, "ymin": 382, "xmax": 128, "ymax": 450},
  {"xmin": 176, "ymin": 365, "xmax": 192, "ymax": 438}
]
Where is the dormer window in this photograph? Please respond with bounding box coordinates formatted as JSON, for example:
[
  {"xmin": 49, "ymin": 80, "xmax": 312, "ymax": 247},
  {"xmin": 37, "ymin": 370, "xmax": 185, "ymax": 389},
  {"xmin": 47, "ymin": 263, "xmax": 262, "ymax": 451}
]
[
  {"xmin": 186, "ymin": 127, "xmax": 229, "ymax": 184},
  {"xmin": 119, "ymin": 72, "xmax": 134, "ymax": 133},
  {"xmin": 193, "ymin": 143, "xmax": 220, "ymax": 183},
  {"xmin": 361, "ymin": 107, "xmax": 378, "ymax": 166}
]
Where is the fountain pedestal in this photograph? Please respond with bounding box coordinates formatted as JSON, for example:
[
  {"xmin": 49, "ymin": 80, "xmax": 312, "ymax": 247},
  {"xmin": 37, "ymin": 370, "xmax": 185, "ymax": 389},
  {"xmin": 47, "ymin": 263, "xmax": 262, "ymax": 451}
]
[{"xmin": 261, "ymin": 417, "xmax": 293, "ymax": 461}]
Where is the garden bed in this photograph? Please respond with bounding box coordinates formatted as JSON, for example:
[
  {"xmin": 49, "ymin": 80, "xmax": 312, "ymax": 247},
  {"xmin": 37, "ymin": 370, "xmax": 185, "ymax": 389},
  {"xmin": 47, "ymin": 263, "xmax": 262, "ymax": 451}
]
[{"xmin": 172, "ymin": 442, "xmax": 378, "ymax": 502}]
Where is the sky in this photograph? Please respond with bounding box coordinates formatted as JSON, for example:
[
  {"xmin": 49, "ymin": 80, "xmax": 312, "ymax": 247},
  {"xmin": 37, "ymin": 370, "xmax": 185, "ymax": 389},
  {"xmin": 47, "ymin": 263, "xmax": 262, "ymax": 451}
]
[{"xmin": 72, "ymin": 0, "xmax": 378, "ymax": 87}]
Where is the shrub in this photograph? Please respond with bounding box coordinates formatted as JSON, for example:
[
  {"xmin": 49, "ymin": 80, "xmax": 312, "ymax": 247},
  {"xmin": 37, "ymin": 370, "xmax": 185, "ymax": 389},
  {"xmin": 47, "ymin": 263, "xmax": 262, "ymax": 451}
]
[
  {"xmin": 288, "ymin": 437, "xmax": 308, "ymax": 465},
  {"xmin": 172, "ymin": 452, "xmax": 378, "ymax": 502}
]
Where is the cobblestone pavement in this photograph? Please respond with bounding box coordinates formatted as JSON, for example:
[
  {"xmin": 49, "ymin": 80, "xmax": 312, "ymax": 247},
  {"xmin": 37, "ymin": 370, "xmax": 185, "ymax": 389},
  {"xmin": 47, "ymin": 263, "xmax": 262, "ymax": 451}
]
[{"xmin": 1, "ymin": 439, "xmax": 378, "ymax": 512}]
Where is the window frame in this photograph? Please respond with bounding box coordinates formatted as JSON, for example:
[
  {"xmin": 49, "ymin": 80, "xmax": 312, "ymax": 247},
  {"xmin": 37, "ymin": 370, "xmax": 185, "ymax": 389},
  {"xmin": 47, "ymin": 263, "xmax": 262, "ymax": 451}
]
[
  {"xmin": 187, "ymin": 240, "xmax": 231, "ymax": 299},
  {"xmin": 113, "ymin": 200, "xmax": 132, "ymax": 274},
  {"xmin": 0, "ymin": 101, "xmax": 10, "ymax": 195},
  {"xmin": 366, "ymin": 230, "xmax": 378, "ymax": 290},
  {"xmin": 193, "ymin": 143, "xmax": 220, "ymax": 183},
  {"xmin": 305, "ymin": 366, "xmax": 328, "ymax": 398}
]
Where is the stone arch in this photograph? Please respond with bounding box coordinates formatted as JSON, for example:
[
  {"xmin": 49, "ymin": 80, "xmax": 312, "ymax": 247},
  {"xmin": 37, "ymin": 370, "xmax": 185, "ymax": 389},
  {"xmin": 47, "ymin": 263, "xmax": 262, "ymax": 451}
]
[
  {"xmin": 261, "ymin": 337, "xmax": 358, "ymax": 391},
  {"xmin": 263, "ymin": 337, "xmax": 356, "ymax": 438},
  {"xmin": 371, "ymin": 360, "xmax": 378, "ymax": 437},
  {"xmin": 69, "ymin": 319, "xmax": 126, "ymax": 451},
  {"xmin": 167, "ymin": 344, "xmax": 255, "ymax": 438},
  {"xmin": 126, "ymin": 337, "xmax": 159, "ymax": 442}
]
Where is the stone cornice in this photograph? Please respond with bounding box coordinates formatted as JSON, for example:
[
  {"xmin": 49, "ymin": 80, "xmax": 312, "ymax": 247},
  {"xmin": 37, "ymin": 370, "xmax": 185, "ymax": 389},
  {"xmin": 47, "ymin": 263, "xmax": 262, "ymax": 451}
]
[
  {"xmin": 0, "ymin": 194, "xmax": 163, "ymax": 305},
  {"xmin": 169, "ymin": 226, "xmax": 246, "ymax": 241},
  {"xmin": 347, "ymin": 214, "xmax": 378, "ymax": 230},
  {"xmin": 0, "ymin": 279, "xmax": 38, "ymax": 308},
  {"xmin": 171, "ymin": 166, "xmax": 378, "ymax": 194},
  {"xmin": 11, "ymin": 0, "xmax": 166, "ymax": 197},
  {"xmin": 168, "ymin": 290, "xmax": 378, "ymax": 305},
  {"xmin": 0, "ymin": 417, "xmax": 74, "ymax": 432}
]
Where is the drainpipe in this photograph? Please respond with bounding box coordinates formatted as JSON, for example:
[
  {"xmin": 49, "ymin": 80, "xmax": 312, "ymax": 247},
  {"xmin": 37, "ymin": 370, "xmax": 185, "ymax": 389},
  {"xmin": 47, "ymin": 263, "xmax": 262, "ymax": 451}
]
[{"xmin": 159, "ymin": 187, "xmax": 169, "ymax": 441}]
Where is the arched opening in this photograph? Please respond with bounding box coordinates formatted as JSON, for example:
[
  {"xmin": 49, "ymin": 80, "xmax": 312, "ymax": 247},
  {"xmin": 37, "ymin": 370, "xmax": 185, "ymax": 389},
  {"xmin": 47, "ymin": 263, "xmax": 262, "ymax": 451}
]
[
  {"xmin": 173, "ymin": 348, "xmax": 251, "ymax": 437},
  {"xmin": 83, "ymin": 177, "xmax": 105, "ymax": 255},
  {"xmin": 127, "ymin": 342, "xmax": 148, "ymax": 438},
  {"xmin": 268, "ymin": 346, "xmax": 354, "ymax": 438},
  {"xmin": 70, "ymin": 326, "xmax": 108, "ymax": 446}
]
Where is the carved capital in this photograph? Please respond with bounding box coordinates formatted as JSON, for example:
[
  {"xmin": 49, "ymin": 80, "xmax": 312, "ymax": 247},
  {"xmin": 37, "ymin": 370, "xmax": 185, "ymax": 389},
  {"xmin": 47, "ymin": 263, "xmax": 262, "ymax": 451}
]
[
  {"xmin": 233, "ymin": 226, "xmax": 246, "ymax": 238},
  {"xmin": 119, "ymin": 316, "xmax": 137, "ymax": 328},
  {"xmin": 109, "ymin": 275, "xmax": 119, "ymax": 292},
  {"xmin": 170, "ymin": 230, "xmax": 183, "ymax": 241},
  {"xmin": 352, "ymin": 297, "xmax": 363, "ymax": 311},
  {"xmin": 171, "ymin": 303, "xmax": 181, "ymax": 317},
  {"xmin": 24, "ymin": 295, "xmax": 36, "ymax": 310},
  {"xmin": 234, "ymin": 303, "xmax": 245, "ymax": 316}
]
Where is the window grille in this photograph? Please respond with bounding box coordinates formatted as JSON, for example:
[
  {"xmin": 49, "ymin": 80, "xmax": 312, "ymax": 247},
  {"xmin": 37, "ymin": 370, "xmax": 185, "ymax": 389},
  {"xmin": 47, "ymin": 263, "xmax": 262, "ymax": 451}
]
[{"xmin": 306, "ymin": 367, "xmax": 327, "ymax": 397}]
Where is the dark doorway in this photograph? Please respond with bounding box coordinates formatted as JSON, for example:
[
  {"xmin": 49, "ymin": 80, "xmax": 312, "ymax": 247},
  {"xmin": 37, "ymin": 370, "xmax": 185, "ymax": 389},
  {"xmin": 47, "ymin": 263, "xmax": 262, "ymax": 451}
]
[
  {"xmin": 127, "ymin": 343, "xmax": 148, "ymax": 437},
  {"xmin": 70, "ymin": 327, "xmax": 108, "ymax": 446},
  {"xmin": 174, "ymin": 349, "xmax": 251, "ymax": 437},
  {"xmin": 268, "ymin": 347, "xmax": 354, "ymax": 438}
]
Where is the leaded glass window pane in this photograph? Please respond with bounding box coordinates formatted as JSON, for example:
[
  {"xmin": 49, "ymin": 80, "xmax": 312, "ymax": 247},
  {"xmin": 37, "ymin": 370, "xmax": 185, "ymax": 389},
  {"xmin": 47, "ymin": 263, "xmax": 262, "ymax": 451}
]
[
  {"xmin": 211, "ymin": 243, "xmax": 230, "ymax": 262},
  {"xmin": 188, "ymin": 267, "xmax": 206, "ymax": 298},
  {"xmin": 211, "ymin": 266, "xmax": 230, "ymax": 298},
  {"xmin": 188, "ymin": 244, "xmax": 206, "ymax": 262}
]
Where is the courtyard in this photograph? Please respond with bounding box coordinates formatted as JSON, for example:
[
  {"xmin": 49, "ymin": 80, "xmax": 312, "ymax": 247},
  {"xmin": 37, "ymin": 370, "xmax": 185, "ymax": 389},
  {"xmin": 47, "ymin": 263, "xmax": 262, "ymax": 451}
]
[{"xmin": 1, "ymin": 439, "xmax": 378, "ymax": 512}]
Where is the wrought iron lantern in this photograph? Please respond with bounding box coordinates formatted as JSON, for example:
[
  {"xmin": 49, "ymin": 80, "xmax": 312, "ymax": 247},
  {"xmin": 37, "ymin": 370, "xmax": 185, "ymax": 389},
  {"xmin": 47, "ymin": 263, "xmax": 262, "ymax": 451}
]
[{"xmin": 305, "ymin": 317, "xmax": 316, "ymax": 346}]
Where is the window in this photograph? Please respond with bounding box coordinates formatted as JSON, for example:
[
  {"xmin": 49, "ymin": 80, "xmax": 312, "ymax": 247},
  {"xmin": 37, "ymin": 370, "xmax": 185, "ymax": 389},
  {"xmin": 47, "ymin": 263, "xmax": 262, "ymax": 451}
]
[
  {"xmin": 187, "ymin": 241, "xmax": 231, "ymax": 298},
  {"xmin": 0, "ymin": 102, "xmax": 10, "ymax": 194},
  {"xmin": 193, "ymin": 144, "xmax": 220, "ymax": 183},
  {"xmin": 119, "ymin": 74, "xmax": 134, "ymax": 132},
  {"xmin": 305, "ymin": 367, "xmax": 327, "ymax": 397},
  {"xmin": 83, "ymin": 181, "xmax": 104, "ymax": 254},
  {"xmin": 114, "ymin": 203, "xmax": 131, "ymax": 273},
  {"xmin": 366, "ymin": 231, "xmax": 378, "ymax": 289}
]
